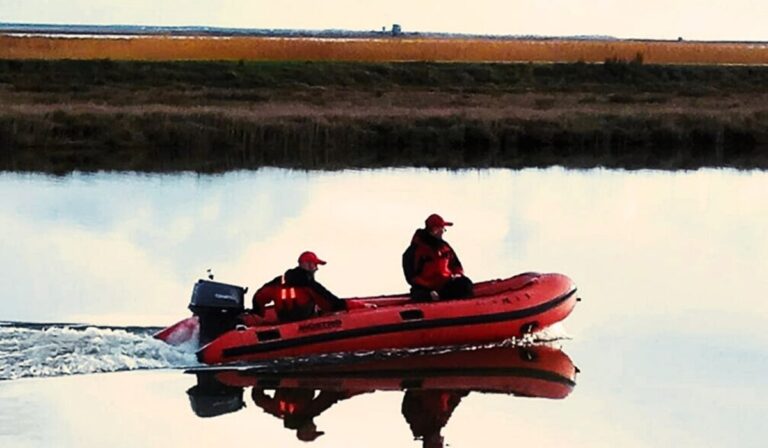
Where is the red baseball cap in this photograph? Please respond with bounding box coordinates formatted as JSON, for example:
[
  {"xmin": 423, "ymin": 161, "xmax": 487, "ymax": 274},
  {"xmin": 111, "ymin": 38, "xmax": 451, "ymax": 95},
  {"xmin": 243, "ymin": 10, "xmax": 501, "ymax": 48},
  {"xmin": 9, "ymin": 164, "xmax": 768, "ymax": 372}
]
[
  {"xmin": 425, "ymin": 213, "xmax": 453, "ymax": 229},
  {"xmin": 298, "ymin": 251, "xmax": 327, "ymax": 265}
]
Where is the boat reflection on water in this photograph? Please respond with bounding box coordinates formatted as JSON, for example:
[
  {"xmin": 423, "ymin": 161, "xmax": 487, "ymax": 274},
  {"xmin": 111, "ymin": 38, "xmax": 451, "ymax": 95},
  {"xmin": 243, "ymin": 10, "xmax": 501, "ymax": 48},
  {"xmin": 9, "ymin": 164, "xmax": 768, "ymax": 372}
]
[{"xmin": 186, "ymin": 344, "xmax": 578, "ymax": 446}]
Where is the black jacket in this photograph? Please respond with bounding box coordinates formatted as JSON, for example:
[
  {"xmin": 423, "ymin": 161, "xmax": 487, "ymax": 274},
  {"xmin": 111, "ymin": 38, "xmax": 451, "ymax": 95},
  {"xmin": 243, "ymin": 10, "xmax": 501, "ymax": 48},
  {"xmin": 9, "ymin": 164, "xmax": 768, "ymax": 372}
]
[{"xmin": 279, "ymin": 267, "xmax": 346, "ymax": 311}]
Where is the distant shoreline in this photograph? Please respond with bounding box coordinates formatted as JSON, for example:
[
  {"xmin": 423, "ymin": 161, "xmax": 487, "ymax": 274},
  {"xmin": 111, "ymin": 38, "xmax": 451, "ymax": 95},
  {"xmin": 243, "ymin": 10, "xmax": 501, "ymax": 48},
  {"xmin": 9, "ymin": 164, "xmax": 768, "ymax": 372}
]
[
  {"xmin": 0, "ymin": 22, "xmax": 619, "ymax": 41},
  {"xmin": 2, "ymin": 60, "xmax": 768, "ymax": 173},
  {"xmin": 2, "ymin": 23, "xmax": 767, "ymax": 44}
]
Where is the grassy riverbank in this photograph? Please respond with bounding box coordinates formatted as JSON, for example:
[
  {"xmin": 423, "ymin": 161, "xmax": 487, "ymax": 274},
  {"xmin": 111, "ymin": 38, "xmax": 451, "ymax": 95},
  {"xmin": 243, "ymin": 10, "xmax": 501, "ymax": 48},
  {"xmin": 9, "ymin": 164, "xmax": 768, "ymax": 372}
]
[{"xmin": 2, "ymin": 60, "xmax": 768, "ymax": 172}]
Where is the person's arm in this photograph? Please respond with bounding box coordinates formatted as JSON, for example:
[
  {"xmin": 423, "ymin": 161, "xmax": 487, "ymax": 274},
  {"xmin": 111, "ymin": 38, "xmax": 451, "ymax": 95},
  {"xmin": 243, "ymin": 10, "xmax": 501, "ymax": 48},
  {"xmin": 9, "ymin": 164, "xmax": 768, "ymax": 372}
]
[
  {"xmin": 251, "ymin": 276, "xmax": 281, "ymax": 316},
  {"xmin": 402, "ymin": 244, "xmax": 417, "ymax": 285},
  {"xmin": 447, "ymin": 244, "xmax": 464, "ymax": 276},
  {"xmin": 309, "ymin": 281, "xmax": 347, "ymax": 312},
  {"xmin": 251, "ymin": 288, "xmax": 268, "ymax": 317},
  {"xmin": 309, "ymin": 281, "xmax": 378, "ymax": 311}
]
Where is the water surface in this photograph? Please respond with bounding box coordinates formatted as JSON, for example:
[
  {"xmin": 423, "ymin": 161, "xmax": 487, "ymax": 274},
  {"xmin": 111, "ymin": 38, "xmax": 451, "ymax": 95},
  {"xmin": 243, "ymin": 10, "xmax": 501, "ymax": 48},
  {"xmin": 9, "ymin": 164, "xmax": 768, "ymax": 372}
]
[{"xmin": 1, "ymin": 167, "xmax": 766, "ymax": 447}]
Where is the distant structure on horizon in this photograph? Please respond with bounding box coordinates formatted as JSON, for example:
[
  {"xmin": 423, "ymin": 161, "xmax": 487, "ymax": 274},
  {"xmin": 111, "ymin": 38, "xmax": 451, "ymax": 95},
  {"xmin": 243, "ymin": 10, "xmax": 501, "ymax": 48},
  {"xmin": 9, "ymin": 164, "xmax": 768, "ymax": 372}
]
[{"xmin": 391, "ymin": 24, "xmax": 402, "ymax": 36}]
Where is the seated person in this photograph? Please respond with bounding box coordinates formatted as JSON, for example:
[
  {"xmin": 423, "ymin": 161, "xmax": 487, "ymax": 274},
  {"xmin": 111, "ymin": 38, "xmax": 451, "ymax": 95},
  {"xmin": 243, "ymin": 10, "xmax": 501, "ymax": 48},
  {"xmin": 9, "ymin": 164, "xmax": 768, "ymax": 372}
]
[
  {"xmin": 402, "ymin": 214, "xmax": 474, "ymax": 301},
  {"xmin": 252, "ymin": 251, "xmax": 370, "ymax": 322}
]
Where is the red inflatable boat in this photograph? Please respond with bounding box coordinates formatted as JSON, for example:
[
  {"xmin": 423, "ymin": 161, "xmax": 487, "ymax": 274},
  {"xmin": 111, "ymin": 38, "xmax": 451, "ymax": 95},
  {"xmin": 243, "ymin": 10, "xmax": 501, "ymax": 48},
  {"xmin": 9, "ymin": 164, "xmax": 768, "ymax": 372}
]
[{"xmin": 155, "ymin": 272, "xmax": 579, "ymax": 365}]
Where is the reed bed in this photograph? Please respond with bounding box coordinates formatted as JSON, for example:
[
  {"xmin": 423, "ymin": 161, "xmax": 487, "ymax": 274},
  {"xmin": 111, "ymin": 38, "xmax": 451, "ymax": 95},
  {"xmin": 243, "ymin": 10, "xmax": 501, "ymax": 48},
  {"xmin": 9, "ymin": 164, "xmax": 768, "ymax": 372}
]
[
  {"xmin": 2, "ymin": 60, "xmax": 768, "ymax": 172},
  {"xmin": 2, "ymin": 35, "xmax": 768, "ymax": 65}
]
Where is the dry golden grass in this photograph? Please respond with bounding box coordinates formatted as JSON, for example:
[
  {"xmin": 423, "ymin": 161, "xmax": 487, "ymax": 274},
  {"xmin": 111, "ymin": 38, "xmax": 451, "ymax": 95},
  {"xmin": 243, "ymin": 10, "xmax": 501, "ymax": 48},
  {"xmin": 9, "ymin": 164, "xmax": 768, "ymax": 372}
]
[{"xmin": 2, "ymin": 35, "xmax": 768, "ymax": 64}]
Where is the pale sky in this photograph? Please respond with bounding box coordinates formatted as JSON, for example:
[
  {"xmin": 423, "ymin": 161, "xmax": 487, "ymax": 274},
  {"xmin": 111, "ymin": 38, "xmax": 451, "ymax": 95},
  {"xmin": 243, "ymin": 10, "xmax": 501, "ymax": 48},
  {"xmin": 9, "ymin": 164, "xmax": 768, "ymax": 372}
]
[{"xmin": 0, "ymin": 0, "xmax": 766, "ymax": 41}]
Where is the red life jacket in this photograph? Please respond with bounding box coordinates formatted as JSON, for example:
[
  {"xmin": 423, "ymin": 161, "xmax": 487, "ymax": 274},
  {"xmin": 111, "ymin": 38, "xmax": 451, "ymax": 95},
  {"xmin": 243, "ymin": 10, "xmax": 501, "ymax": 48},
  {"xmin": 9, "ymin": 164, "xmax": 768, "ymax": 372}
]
[{"xmin": 252, "ymin": 275, "xmax": 316, "ymax": 320}]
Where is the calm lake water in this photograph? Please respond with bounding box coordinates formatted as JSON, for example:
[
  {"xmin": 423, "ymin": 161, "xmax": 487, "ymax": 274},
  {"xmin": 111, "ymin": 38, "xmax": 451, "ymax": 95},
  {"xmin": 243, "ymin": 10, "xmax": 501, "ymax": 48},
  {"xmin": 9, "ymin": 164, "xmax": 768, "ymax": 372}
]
[{"xmin": 1, "ymin": 167, "xmax": 767, "ymax": 447}]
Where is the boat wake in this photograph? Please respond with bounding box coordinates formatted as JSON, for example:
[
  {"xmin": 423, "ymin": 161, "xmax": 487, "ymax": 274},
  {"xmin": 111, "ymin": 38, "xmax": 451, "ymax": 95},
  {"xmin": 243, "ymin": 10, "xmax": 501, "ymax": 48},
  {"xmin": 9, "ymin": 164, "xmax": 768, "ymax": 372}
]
[{"xmin": 0, "ymin": 322, "xmax": 200, "ymax": 381}]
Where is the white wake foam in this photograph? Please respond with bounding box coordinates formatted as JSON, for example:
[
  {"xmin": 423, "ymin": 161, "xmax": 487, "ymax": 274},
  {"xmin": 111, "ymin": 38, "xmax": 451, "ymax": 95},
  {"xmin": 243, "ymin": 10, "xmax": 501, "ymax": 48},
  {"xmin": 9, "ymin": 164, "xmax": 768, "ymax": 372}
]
[
  {"xmin": 0, "ymin": 324, "xmax": 199, "ymax": 381},
  {"xmin": 533, "ymin": 322, "xmax": 573, "ymax": 342}
]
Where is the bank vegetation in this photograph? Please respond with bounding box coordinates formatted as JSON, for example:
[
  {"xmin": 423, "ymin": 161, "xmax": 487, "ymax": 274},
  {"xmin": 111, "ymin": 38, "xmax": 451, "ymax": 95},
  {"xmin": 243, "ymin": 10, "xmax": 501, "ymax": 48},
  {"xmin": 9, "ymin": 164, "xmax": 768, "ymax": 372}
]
[
  {"xmin": 1, "ymin": 59, "xmax": 768, "ymax": 172},
  {"xmin": 3, "ymin": 35, "xmax": 768, "ymax": 65}
]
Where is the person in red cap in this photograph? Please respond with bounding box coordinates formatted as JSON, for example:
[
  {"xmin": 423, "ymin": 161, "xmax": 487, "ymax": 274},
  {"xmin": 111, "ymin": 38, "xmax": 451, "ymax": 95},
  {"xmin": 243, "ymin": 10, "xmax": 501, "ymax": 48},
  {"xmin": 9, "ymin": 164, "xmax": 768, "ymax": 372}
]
[
  {"xmin": 252, "ymin": 251, "xmax": 369, "ymax": 322},
  {"xmin": 402, "ymin": 214, "xmax": 474, "ymax": 301}
]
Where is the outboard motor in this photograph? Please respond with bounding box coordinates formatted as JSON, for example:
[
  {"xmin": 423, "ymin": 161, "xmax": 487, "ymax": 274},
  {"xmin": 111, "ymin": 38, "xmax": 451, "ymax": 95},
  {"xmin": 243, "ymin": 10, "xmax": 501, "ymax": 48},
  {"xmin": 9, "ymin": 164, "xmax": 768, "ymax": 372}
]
[{"xmin": 188, "ymin": 279, "xmax": 247, "ymax": 345}]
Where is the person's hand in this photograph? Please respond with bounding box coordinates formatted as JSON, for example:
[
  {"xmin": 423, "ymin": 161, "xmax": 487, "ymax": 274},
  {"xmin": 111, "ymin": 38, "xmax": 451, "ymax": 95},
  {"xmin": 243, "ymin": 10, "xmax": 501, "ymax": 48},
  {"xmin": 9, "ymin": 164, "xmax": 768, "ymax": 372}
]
[{"xmin": 364, "ymin": 303, "xmax": 378, "ymax": 309}]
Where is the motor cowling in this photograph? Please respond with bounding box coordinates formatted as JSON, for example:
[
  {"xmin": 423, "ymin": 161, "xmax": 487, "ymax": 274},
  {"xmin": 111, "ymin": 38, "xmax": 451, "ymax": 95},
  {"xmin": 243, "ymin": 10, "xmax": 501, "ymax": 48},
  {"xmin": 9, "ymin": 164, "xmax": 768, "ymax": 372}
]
[{"xmin": 188, "ymin": 279, "xmax": 246, "ymax": 345}]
